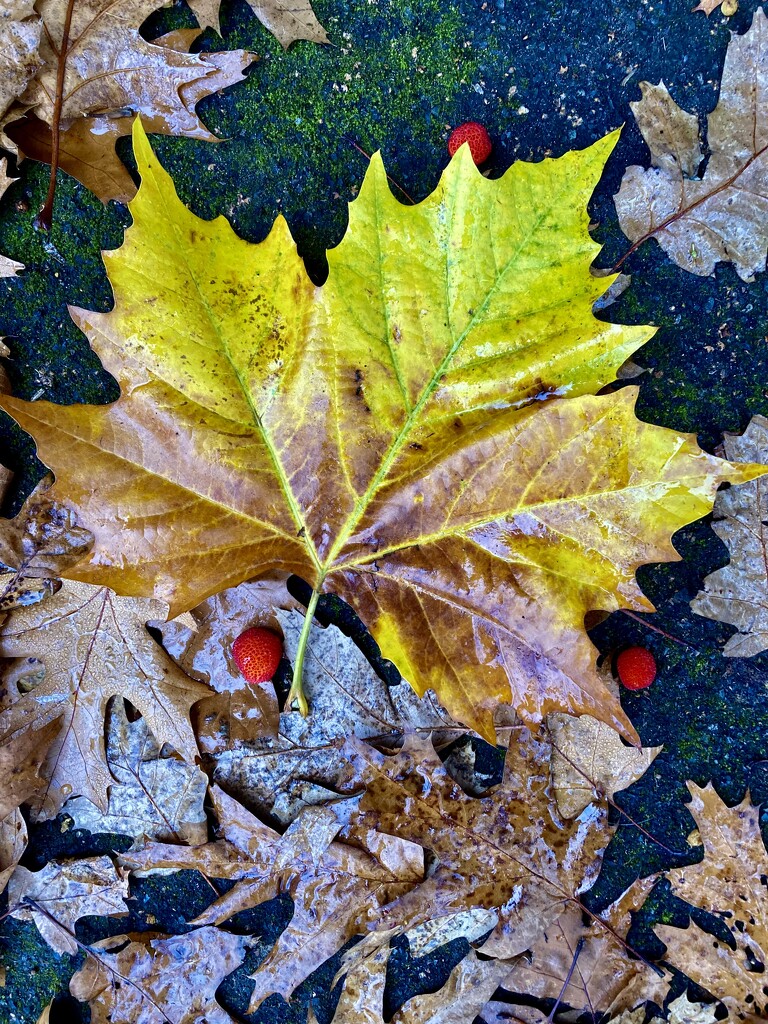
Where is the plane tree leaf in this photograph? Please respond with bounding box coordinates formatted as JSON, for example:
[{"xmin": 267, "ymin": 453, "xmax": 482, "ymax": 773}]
[
  {"xmin": 616, "ymin": 8, "xmax": 768, "ymax": 280},
  {"xmin": 1, "ymin": 120, "xmax": 762, "ymax": 740},
  {"xmin": 691, "ymin": 415, "xmax": 768, "ymax": 656},
  {"xmin": 655, "ymin": 782, "xmax": 768, "ymax": 1018},
  {"xmin": 0, "ymin": 577, "xmax": 211, "ymax": 818}
]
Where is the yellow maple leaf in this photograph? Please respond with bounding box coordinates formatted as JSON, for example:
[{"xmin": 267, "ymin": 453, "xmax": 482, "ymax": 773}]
[{"xmin": 0, "ymin": 120, "xmax": 762, "ymax": 740}]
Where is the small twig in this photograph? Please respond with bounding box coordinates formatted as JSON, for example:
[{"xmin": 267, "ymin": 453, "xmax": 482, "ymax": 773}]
[
  {"xmin": 36, "ymin": 0, "xmax": 76, "ymax": 230},
  {"xmin": 344, "ymin": 137, "xmax": 417, "ymax": 204},
  {"xmin": 22, "ymin": 897, "xmax": 175, "ymax": 1023},
  {"xmin": 619, "ymin": 610, "xmax": 697, "ymax": 650},
  {"xmin": 545, "ymin": 936, "xmax": 584, "ymax": 1023}
]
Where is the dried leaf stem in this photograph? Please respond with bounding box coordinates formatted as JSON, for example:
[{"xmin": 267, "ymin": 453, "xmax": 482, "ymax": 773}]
[{"xmin": 36, "ymin": 0, "xmax": 76, "ymax": 230}]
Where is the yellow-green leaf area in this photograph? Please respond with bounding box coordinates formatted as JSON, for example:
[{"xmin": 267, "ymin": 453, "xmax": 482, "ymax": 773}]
[{"xmin": 2, "ymin": 119, "xmax": 763, "ymax": 741}]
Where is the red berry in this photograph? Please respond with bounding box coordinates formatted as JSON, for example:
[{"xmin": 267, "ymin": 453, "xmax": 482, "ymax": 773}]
[
  {"xmin": 616, "ymin": 646, "xmax": 657, "ymax": 691},
  {"xmin": 447, "ymin": 122, "xmax": 492, "ymax": 165},
  {"xmin": 231, "ymin": 627, "xmax": 282, "ymax": 684}
]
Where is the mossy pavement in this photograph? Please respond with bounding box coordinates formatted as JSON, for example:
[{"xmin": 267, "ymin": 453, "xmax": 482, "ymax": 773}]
[{"xmin": 2, "ymin": 0, "xmax": 768, "ymax": 1019}]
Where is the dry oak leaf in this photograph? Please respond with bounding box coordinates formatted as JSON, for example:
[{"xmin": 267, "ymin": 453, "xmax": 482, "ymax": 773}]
[
  {"xmin": 0, "ymin": 0, "xmax": 41, "ymax": 137},
  {"xmin": 65, "ymin": 697, "xmax": 208, "ymax": 844},
  {"xmin": 487, "ymin": 878, "xmax": 668, "ymax": 1019},
  {"xmin": 1, "ymin": 123, "xmax": 761, "ymax": 743},
  {"xmin": 208, "ymin": 608, "xmax": 457, "ymax": 824},
  {"xmin": 548, "ymin": 708, "xmax": 662, "ymax": 818},
  {"xmin": 691, "ymin": 415, "xmax": 768, "ymax": 656},
  {"xmin": 7, "ymin": 27, "xmax": 256, "ymax": 205},
  {"xmin": 616, "ymin": 8, "xmax": 768, "ymax": 280},
  {"xmin": 69, "ymin": 926, "xmax": 250, "ymax": 1024},
  {"xmin": 121, "ymin": 783, "xmax": 423, "ymax": 1013},
  {"xmin": 3, "ymin": 5, "xmax": 255, "ymax": 202},
  {"xmin": 0, "ymin": 810, "xmax": 28, "ymax": 895},
  {"xmin": 0, "ymin": 577, "xmax": 211, "ymax": 819},
  {"xmin": 339, "ymin": 727, "xmax": 613, "ymax": 964},
  {"xmin": 9, "ymin": 854, "xmax": 129, "ymax": 954},
  {"xmin": 655, "ymin": 782, "xmax": 768, "ymax": 1019},
  {"xmin": 332, "ymin": 946, "xmax": 518, "ymax": 1024},
  {"xmin": 186, "ymin": 0, "xmax": 328, "ymax": 47}
]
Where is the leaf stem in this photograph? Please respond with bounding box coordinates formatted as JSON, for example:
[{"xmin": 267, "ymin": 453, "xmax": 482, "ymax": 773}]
[
  {"xmin": 37, "ymin": 0, "xmax": 76, "ymax": 231},
  {"xmin": 287, "ymin": 587, "xmax": 321, "ymax": 715}
]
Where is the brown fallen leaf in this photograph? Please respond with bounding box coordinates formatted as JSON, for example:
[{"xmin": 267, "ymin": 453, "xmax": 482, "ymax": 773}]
[
  {"xmin": 158, "ymin": 575, "xmax": 295, "ymax": 753},
  {"xmin": 693, "ymin": 0, "xmax": 738, "ymax": 15},
  {"xmin": 7, "ymin": 27, "xmax": 257, "ymax": 205},
  {"xmin": 69, "ymin": 927, "xmax": 251, "ymax": 1023},
  {"xmin": 615, "ymin": 8, "xmax": 768, "ymax": 280},
  {"xmin": 655, "ymin": 782, "xmax": 768, "ymax": 1018},
  {"xmin": 121, "ymin": 784, "xmax": 423, "ymax": 1012},
  {"xmin": 187, "ymin": 0, "xmax": 328, "ymax": 46},
  {"xmin": 0, "ymin": 718, "xmax": 60, "ymax": 821},
  {"xmin": 691, "ymin": 416, "xmax": 768, "ymax": 656},
  {"xmin": 548, "ymin": 709, "xmax": 662, "ymax": 818},
  {"xmin": 0, "ymin": 810, "xmax": 28, "ymax": 895},
  {"xmin": 0, "ymin": 480, "xmax": 93, "ymax": 580},
  {"xmin": 3, "ymin": 6, "xmax": 256, "ymax": 204},
  {"xmin": 207, "ymin": 608, "xmax": 458, "ymax": 823},
  {"xmin": 339, "ymin": 727, "xmax": 611, "ymax": 965},
  {"xmin": 628, "ymin": 82, "xmax": 702, "ymax": 179},
  {"xmin": 0, "ymin": 578, "xmax": 211, "ymax": 818},
  {"xmin": 486, "ymin": 878, "xmax": 667, "ymax": 1018},
  {"xmin": 333, "ymin": 946, "xmax": 519, "ymax": 1024},
  {"xmin": 9, "ymin": 854, "xmax": 129, "ymax": 954},
  {"xmin": 0, "ymin": 0, "xmax": 41, "ymax": 144},
  {"xmin": 0, "ymin": 160, "xmax": 23, "ymax": 278},
  {"xmin": 64, "ymin": 698, "xmax": 208, "ymax": 845}
]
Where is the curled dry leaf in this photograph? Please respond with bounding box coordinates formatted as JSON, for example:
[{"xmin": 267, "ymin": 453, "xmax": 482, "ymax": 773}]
[
  {"xmin": 655, "ymin": 782, "xmax": 768, "ymax": 1018},
  {"xmin": 2, "ymin": 123, "xmax": 761, "ymax": 743},
  {"xmin": 691, "ymin": 416, "xmax": 768, "ymax": 656},
  {"xmin": 340, "ymin": 728, "xmax": 612, "ymax": 964},
  {"xmin": 0, "ymin": 578, "xmax": 211, "ymax": 818},
  {"xmin": 616, "ymin": 9, "xmax": 768, "ymax": 280},
  {"xmin": 548, "ymin": 708, "xmax": 662, "ymax": 818},
  {"xmin": 9, "ymin": 854, "xmax": 129, "ymax": 955},
  {"xmin": 69, "ymin": 926, "xmax": 251, "ymax": 1024},
  {"xmin": 121, "ymin": 784, "xmax": 423, "ymax": 1013},
  {"xmin": 210, "ymin": 608, "xmax": 458, "ymax": 822},
  {"xmin": 65, "ymin": 698, "xmax": 208, "ymax": 845}
]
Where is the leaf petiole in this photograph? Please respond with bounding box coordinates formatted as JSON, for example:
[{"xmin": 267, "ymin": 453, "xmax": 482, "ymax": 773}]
[{"xmin": 287, "ymin": 587, "xmax": 322, "ymax": 715}]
